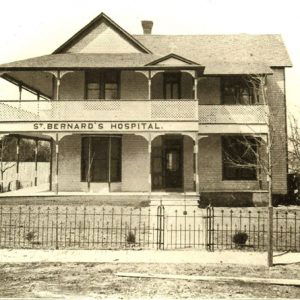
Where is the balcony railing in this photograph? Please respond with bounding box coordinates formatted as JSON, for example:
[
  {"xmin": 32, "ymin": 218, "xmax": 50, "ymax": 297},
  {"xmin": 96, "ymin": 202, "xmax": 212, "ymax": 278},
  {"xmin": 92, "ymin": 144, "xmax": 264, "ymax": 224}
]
[
  {"xmin": 0, "ymin": 100, "xmax": 268, "ymax": 125},
  {"xmin": 0, "ymin": 100, "xmax": 198, "ymax": 122},
  {"xmin": 198, "ymin": 105, "xmax": 269, "ymax": 124}
]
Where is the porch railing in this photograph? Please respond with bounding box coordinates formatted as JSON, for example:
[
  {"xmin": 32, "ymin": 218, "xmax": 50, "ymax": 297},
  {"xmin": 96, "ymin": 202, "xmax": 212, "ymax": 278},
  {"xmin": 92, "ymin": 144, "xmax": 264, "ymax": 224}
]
[
  {"xmin": 0, "ymin": 100, "xmax": 268, "ymax": 125},
  {"xmin": 198, "ymin": 105, "xmax": 269, "ymax": 124},
  {"xmin": 0, "ymin": 99, "xmax": 198, "ymax": 122}
]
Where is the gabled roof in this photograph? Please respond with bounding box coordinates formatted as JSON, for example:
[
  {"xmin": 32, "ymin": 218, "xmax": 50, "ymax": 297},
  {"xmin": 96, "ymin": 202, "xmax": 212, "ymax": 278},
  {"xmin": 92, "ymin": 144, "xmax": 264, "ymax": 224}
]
[
  {"xmin": 134, "ymin": 34, "xmax": 292, "ymax": 67},
  {"xmin": 53, "ymin": 12, "xmax": 152, "ymax": 54},
  {"xmin": 145, "ymin": 53, "xmax": 200, "ymax": 66}
]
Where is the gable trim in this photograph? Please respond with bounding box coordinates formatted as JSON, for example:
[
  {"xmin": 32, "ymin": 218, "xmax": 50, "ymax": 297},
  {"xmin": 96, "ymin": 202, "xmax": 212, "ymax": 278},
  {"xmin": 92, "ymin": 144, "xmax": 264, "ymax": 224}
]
[
  {"xmin": 53, "ymin": 12, "xmax": 152, "ymax": 54},
  {"xmin": 145, "ymin": 53, "xmax": 200, "ymax": 66}
]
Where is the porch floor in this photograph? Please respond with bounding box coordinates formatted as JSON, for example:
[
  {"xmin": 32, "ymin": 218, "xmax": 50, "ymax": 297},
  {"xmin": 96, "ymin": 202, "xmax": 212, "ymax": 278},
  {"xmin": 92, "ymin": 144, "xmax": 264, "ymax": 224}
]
[{"xmin": 0, "ymin": 184, "xmax": 199, "ymax": 207}]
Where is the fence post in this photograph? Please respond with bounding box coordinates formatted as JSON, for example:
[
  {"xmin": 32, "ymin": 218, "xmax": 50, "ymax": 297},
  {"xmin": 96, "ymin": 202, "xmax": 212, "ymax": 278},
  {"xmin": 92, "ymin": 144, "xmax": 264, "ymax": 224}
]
[
  {"xmin": 55, "ymin": 206, "xmax": 59, "ymax": 250},
  {"xmin": 204, "ymin": 206, "xmax": 214, "ymax": 251},
  {"xmin": 157, "ymin": 205, "xmax": 165, "ymax": 250}
]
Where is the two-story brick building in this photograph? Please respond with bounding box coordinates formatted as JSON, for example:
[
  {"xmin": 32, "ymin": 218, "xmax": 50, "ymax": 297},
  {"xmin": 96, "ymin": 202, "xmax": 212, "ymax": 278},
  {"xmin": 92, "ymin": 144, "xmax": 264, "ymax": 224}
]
[{"xmin": 0, "ymin": 13, "xmax": 292, "ymax": 206}]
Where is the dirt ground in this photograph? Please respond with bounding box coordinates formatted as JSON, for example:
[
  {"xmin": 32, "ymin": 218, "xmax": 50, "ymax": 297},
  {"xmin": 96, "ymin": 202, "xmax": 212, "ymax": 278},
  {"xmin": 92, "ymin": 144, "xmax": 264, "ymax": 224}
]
[{"xmin": 0, "ymin": 262, "xmax": 300, "ymax": 299}]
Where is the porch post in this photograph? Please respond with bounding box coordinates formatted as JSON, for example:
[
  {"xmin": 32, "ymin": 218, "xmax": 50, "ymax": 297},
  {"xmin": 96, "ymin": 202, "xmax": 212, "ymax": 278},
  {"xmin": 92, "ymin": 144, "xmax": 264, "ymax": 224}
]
[
  {"xmin": 34, "ymin": 138, "xmax": 38, "ymax": 186},
  {"xmin": 148, "ymin": 133, "xmax": 152, "ymax": 194},
  {"xmin": 15, "ymin": 136, "xmax": 20, "ymax": 190},
  {"xmin": 87, "ymin": 137, "xmax": 91, "ymax": 192},
  {"xmin": 193, "ymin": 135, "xmax": 199, "ymax": 193},
  {"xmin": 108, "ymin": 136, "xmax": 112, "ymax": 193},
  {"xmin": 148, "ymin": 71, "xmax": 152, "ymax": 100},
  {"xmin": 18, "ymin": 84, "xmax": 22, "ymax": 109},
  {"xmin": 49, "ymin": 139, "xmax": 53, "ymax": 192},
  {"xmin": 37, "ymin": 92, "xmax": 40, "ymax": 118},
  {"xmin": 194, "ymin": 77, "xmax": 198, "ymax": 100},
  {"xmin": 55, "ymin": 133, "xmax": 59, "ymax": 194},
  {"xmin": 56, "ymin": 71, "xmax": 61, "ymax": 100}
]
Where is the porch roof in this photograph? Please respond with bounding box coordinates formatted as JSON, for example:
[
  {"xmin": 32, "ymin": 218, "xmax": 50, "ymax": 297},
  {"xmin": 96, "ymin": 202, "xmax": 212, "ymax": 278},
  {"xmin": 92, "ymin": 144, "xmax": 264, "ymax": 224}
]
[
  {"xmin": 0, "ymin": 53, "xmax": 272, "ymax": 75},
  {"xmin": 0, "ymin": 53, "xmax": 161, "ymax": 70}
]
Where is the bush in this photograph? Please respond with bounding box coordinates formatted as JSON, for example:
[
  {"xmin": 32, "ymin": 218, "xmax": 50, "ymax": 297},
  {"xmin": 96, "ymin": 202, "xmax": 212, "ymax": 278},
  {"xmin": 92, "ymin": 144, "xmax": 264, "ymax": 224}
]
[
  {"xmin": 126, "ymin": 231, "xmax": 136, "ymax": 244},
  {"xmin": 232, "ymin": 231, "xmax": 248, "ymax": 248}
]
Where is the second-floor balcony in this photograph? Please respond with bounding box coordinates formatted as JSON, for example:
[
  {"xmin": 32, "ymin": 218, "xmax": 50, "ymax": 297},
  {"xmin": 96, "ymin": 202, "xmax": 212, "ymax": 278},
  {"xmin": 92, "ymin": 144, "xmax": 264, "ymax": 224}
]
[{"xmin": 0, "ymin": 99, "xmax": 268, "ymax": 126}]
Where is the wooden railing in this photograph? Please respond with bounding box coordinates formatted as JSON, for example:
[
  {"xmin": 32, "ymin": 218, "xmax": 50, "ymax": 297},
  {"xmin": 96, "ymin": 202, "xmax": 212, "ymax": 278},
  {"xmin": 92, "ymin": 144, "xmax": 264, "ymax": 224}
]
[
  {"xmin": 198, "ymin": 105, "xmax": 269, "ymax": 124},
  {"xmin": 0, "ymin": 100, "xmax": 268, "ymax": 125},
  {"xmin": 0, "ymin": 100, "xmax": 198, "ymax": 122}
]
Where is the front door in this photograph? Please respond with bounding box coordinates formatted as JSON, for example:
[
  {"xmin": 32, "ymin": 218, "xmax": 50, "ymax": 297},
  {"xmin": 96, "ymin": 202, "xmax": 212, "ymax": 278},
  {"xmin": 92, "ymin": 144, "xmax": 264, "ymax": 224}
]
[{"xmin": 164, "ymin": 137, "xmax": 183, "ymax": 190}]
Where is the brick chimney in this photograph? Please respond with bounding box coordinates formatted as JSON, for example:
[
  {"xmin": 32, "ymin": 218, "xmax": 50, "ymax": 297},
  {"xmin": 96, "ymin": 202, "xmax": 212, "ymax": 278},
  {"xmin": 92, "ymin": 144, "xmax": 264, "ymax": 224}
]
[{"xmin": 141, "ymin": 20, "xmax": 153, "ymax": 34}]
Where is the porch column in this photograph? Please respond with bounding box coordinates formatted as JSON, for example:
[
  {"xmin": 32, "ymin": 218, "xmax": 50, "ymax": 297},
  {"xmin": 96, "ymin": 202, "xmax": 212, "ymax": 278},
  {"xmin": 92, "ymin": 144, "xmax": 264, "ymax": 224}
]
[
  {"xmin": 56, "ymin": 71, "xmax": 61, "ymax": 100},
  {"xmin": 15, "ymin": 136, "xmax": 20, "ymax": 190},
  {"xmin": 148, "ymin": 134, "xmax": 152, "ymax": 194},
  {"xmin": 37, "ymin": 92, "xmax": 40, "ymax": 118},
  {"xmin": 87, "ymin": 137, "xmax": 92, "ymax": 192},
  {"xmin": 49, "ymin": 139, "xmax": 53, "ymax": 192},
  {"xmin": 18, "ymin": 84, "xmax": 22, "ymax": 109},
  {"xmin": 34, "ymin": 139, "xmax": 38, "ymax": 186},
  {"xmin": 194, "ymin": 77, "xmax": 198, "ymax": 100},
  {"xmin": 55, "ymin": 133, "xmax": 59, "ymax": 194},
  {"xmin": 148, "ymin": 70, "xmax": 152, "ymax": 100},
  {"xmin": 193, "ymin": 136, "xmax": 199, "ymax": 193}
]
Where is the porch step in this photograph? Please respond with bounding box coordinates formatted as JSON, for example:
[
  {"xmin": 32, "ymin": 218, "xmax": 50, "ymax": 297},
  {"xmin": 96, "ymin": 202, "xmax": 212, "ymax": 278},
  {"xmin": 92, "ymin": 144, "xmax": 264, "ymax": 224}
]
[{"xmin": 150, "ymin": 195, "xmax": 199, "ymax": 207}]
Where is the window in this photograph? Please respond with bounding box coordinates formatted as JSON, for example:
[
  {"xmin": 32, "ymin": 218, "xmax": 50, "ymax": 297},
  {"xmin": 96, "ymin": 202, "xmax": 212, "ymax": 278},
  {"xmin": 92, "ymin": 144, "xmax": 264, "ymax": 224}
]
[
  {"xmin": 81, "ymin": 136, "xmax": 121, "ymax": 182},
  {"xmin": 85, "ymin": 70, "xmax": 120, "ymax": 100},
  {"xmin": 164, "ymin": 73, "xmax": 181, "ymax": 99},
  {"xmin": 222, "ymin": 136, "xmax": 257, "ymax": 180},
  {"xmin": 221, "ymin": 77, "xmax": 259, "ymax": 105}
]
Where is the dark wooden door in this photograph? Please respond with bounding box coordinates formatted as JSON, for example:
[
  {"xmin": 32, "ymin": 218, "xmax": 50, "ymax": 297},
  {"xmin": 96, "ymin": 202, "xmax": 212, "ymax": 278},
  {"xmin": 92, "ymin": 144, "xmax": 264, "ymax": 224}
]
[
  {"xmin": 91, "ymin": 137, "xmax": 109, "ymax": 182},
  {"xmin": 164, "ymin": 137, "xmax": 183, "ymax": 189}
]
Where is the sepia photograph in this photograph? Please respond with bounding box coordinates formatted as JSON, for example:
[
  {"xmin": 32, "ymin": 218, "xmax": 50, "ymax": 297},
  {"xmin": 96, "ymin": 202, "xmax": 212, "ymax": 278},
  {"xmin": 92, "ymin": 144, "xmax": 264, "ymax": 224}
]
[{"xmin": 0, "ymin": 0, "xmax": 300, "ymax": 298}]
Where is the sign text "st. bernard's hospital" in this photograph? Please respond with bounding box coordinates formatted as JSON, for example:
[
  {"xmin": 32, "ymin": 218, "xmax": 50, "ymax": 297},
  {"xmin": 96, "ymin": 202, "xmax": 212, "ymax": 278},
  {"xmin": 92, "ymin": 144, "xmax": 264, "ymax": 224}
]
[{"xmin": 33, "ymin": 122, "xmax": 162, "ymax": 131}]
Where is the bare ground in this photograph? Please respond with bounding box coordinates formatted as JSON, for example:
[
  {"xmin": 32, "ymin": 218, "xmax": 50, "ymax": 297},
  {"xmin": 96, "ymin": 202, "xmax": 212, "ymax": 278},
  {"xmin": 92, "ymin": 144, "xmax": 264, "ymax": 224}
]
[{"xmin": 0, "ymin": 262, "xmax": 300, "ymax": 299}]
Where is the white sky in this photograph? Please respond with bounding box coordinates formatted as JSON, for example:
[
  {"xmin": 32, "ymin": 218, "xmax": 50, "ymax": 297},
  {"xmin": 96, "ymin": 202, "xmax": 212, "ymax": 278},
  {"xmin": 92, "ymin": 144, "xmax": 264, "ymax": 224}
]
[{"xmin": 0, "ymin": 0, "xmax": 299, "ymax": 115}]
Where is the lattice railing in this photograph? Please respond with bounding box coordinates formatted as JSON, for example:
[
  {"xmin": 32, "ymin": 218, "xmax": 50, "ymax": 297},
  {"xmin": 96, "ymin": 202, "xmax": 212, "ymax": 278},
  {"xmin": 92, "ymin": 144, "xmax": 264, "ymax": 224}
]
[
  {"xmin": 0, "ymin": 100, "xmax": 198, "ymax": 122},
  {"xmin": 199, "ymin": 105, "xmax": 269, "ymax": 124},
  {"xmin": 0, "ymin": 101, "xmax": 269, "ymax": 124}
]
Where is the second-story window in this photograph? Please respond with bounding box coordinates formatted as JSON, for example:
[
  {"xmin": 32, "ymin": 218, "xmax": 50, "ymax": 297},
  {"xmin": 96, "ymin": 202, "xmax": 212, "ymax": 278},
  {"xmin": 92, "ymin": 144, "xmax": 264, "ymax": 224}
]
[
  {"xmin": 86, "ymin": 70, "xmax": 120, "ymax": 100},
  {"xmin": 221, "ymin": 76, "xmax": 259, "ymax": 105},
  {"xmin": 164, "ymin": 73, "xmax": 181, "ymax": 99}
]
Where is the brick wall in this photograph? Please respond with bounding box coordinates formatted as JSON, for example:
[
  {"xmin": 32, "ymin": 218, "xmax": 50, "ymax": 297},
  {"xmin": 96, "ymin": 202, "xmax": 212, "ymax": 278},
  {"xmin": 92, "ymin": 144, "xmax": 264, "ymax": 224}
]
[
  {"xmin": 60, "ymin": 72, "xmax": 85, "ymax": 99},
  {"xmin": 121, "ymin": 134, "xmax": 149, "ymax": 192},
  {"xmin": 120, "ymin": 71, "xmax": 148, "ymax": 100},
  {"xmin": 183, "ymin": 136, "xmax": 194, "ymax": 191},
  {"xmin": 198, "ymin": 77, "xmax": 221, "ymax": 104},
  {"xmin": 198, "ymin": 135, "xmax": 267, "ymax": 191}
]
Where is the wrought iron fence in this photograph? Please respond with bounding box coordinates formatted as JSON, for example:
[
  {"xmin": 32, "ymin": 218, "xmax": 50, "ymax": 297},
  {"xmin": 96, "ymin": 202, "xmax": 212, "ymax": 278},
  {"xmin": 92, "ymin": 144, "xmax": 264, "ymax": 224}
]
[
  {"xmin": 210, "ymin": 207, "xmax": 300, "ymax": 252},
  {"xmin": 0, "ymin": 205, "xmax": 300, "ymax": 252},
  {"xmin": 0, "ymin": 206, "xmax": 161, "ymax": 249}
]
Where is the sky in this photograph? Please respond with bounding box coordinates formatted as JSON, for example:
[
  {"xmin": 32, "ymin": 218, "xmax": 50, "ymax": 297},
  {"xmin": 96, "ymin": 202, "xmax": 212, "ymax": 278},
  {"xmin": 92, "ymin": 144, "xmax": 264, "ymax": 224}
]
[{"xmin": 0, "ymin": 0, "xmax": 299, "ymax": 115}]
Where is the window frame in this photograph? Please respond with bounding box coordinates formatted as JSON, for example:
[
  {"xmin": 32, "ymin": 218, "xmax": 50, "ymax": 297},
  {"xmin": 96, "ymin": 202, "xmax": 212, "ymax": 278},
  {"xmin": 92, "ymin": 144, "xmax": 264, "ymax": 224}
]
[
  {"xmin": 81, "ymin": 136, "xmax": 122, "ymax": 183},
  {"xmin": 222, "ymin": 136, "xmax": 258, "ymax": 181},
  {"xmin": 221, "ymin": 76, "xmax": 259, "ymax": 105},
  {"xmin": 163, "ymin": 72, "xmax": 181, "ymax": 99},
  {"xmin": 85, "ymin": 70, "xmax": 120, "ymax": 100}
]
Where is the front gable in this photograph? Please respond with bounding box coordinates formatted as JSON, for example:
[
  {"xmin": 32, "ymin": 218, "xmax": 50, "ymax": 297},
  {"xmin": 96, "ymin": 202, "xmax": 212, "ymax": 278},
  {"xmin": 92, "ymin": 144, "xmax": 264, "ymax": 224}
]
[
  {"xmin": 53, "ymin": 13, "xmax": 151, "ymax": 54},
  {"xmin": 145, "ymin": 53, "xmax": 200, "ymax": 66}
]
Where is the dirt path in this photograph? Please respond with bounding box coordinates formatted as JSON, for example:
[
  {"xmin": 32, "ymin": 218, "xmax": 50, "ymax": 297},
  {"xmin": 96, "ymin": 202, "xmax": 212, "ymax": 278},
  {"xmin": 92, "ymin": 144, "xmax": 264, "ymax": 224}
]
[{"xmin": 0, "ymin": 262, "xmax": 300, "ymax": 298}]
